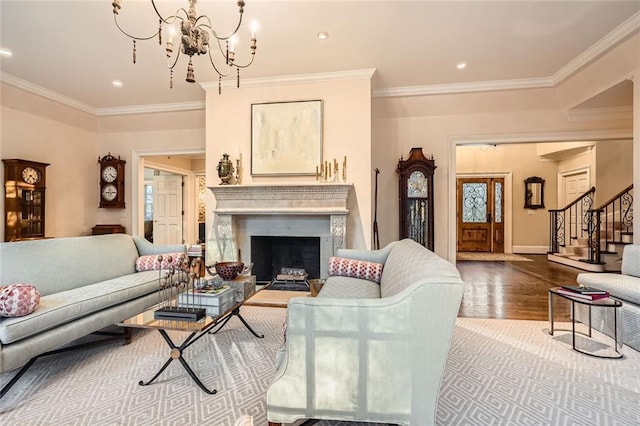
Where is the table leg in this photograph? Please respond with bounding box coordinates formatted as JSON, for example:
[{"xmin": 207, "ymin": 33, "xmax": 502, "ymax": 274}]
[
  {"xmin": 138, "ymin": 329, "xmax": 217, "ymax": 394},
  {"xmin": 571, "ymin": 301, "xmax": 577, "ymax": 351},
  {"xmin": 210, "ymin": 308, "xmax": 264, "ymax": 338},
  {"xmin": 548, "ymin": 291, "xmax": 554, "ymax": 335}
]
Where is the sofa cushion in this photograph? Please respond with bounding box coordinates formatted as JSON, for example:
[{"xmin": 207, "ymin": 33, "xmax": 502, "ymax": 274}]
[
  {"xmin": 0, "ymin": 234, "xmax": 140, "ymax": 297},
  {"xmin": 135, "ymin": 253, "xmax": 185, "ymax": 272},
  {"xmin": 0, "ymin": 270, "xmax": 160, "ymax": 344},
  {"xmin": 328, "ymin": 257, "xmax": 383, "ymax": 283},
  {"xmin": 317, "ymin": 276, "xmax": 381, "ymax": 299},
  {"xmin": 133, "ymin": 236, "xmax": 187, "ymax": 256},
  {"xmin": 577, "ymin": 273, "xmax": 640, "ymax": 305},
  {"xmin": 335, "ymin": 241, "xmax": 397, "ymax": 265},
  {"xmin": 0, "ymin": 284, "xmax": 41, "ymax": 317}
]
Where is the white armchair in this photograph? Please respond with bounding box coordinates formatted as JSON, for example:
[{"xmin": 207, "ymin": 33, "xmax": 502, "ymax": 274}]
[{"xmin": 267, "ymin": 239, "xmax": 465, "ymax": 425}]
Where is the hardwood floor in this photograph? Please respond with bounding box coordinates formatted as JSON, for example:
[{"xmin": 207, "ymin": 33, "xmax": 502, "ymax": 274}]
[{"xmin": 456, "ymin": 254, "xmax": 582, "ymax": 321}]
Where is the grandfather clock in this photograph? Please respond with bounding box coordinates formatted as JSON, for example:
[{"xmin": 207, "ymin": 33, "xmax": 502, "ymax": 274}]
[
  {"xmin": 98, "ymin": 153, "xmax": 126, "ymax": 209},
  {"xmin": 3, "ymin": 159, "xmax": 50, "ymax": 241},
  {"xmin": 397, "ymin": 148, "xmax": 436, "ymax": 250}
]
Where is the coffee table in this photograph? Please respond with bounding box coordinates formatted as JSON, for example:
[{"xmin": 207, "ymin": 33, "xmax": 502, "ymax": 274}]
[
  {"xmin": 118, "ymin": 286, "xmax": 264, "ymax": 394},
  {"xmin": 548, "ymin": 287, "xmax": 623, "ymax": 359}
]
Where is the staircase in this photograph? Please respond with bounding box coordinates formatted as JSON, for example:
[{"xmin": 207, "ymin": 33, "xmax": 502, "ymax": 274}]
[{"xmin": 548, "ymin": 184, "xmax": 633, "ymax": 272}]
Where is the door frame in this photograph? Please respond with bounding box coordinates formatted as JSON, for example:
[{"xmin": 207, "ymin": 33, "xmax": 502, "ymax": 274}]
[
  {"xmin": 131, "ymin": 148, "xmax": 204, "ymax": 244},
  {"xmin": 558, "ymin": 166, "xmax": 591, "ymax": 207},
  {"xmin": 456, "ymin": 172, "xmax": 513, "ymax": 253}
]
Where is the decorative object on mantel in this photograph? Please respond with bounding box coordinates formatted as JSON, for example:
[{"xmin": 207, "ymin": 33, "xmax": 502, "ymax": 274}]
[
  {"xmin": 251, "ymin": 100, "xmax": 322, "ymax": 176},
  {"xmin": 111, "ymin": 0, "xmax": 258, "ymax": 92},
  {"xmin": 397, "ymin": 147, "xmax": 436, "ymax": 250},
  {"xmin": 217, "ymin": 153, "xmax": 235, "ymax": 185},
  {"xmin": 316, "ymin": 156, "xmax": 347, "ymax": 183}
]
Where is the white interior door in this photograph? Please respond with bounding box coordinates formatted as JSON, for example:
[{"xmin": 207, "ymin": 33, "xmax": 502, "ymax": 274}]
[
  {"xmin": 563, "ymin": 171, "xmax": 590, "ymax": 206},
  {"xmin": 153, "ymin": 175, "xmax": 183, "ymax": 245}
]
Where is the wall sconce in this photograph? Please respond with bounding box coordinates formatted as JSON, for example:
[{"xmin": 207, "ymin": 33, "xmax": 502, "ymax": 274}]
[{"xmin": 524, "ymin": 176, "xmax": 545, "ymax": 209}]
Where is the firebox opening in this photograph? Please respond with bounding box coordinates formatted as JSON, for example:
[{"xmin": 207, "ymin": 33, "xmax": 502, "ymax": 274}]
[{"xmin": 251, "ymin": 236, "xmax": 321, "ymax": 285}]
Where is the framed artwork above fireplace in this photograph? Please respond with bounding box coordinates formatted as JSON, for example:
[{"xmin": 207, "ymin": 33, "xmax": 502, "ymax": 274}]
[{"xmin": 251, "ymin": 100, "xmax": 323, "ymax": 176}]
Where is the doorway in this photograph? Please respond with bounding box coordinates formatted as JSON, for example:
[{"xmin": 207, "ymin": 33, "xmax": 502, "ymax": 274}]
[{"xmin": 457, "ymin": 177, "xmax": 505, "ymax": 253}]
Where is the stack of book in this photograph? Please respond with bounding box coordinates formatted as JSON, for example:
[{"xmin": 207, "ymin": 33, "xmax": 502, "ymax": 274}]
[{"xmin": 557, "ymin": 285, "xmax": 609, "ymax": 300}]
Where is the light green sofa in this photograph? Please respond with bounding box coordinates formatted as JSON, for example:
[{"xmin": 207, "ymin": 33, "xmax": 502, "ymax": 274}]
[
  {"xmin": 266, "ymin": 238, "xmax": 465, "ymax": 425},
  {"xmin": 0, "ymin": 233, "xmax": 185, "ymax": 395}
]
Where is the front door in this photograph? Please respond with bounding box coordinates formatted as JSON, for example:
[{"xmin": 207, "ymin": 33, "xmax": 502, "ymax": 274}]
[
  {"xmin": 153, "ymin": 175, "xmax": 184, "ymax": 245},
  {"xmin": 457, "ymin": 177, "xmax": 505, "ymax": 252}
]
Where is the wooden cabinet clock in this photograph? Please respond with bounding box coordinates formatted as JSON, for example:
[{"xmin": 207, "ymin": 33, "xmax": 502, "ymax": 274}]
[
  {"xmin": 98, "ymin": 153, "xmax": 125, "ymax": 209},
  {"xmin": 2, "ymin": 159, "xmax": 50, "ymax": 241},
  {"xmin": 397, "ymin": 147, "xmax": 436, "ymax": 250}
]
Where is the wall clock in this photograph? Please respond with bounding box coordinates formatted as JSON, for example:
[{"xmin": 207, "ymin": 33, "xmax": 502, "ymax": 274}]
[
  {"xmin": 98, "ymin": 153, "xmax": 126, "ymax": 208},
  {"xmin": 397, "ymin": 147, "xmax": 436, "ymax": 250},
  {"xmin": 2, "ymin": 159, "xmax": 50, "ymax": 241}
]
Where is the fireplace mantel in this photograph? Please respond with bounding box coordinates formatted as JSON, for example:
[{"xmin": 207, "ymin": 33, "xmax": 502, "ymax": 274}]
[
  {"xmin": 209, "ymin": 183, "xmax": 352, "ymax": 215},
  {"xmin": 208, "ymin": 183, "xmax": 353, "ymax": 277}
]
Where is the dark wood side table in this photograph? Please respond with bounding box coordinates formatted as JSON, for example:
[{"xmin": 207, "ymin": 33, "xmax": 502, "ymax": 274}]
[{"xmin": 92, "ymin": 224, "xmax": 126, "ymax": 235}]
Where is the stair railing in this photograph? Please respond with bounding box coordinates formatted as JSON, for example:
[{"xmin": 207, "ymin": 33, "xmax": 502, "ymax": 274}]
[
  {"xmin": 548, "ymin": 187, "xmax": 596, "ymax": 254},
  {"xmin": 586, "ymin": 184, "xmax": 633, "ymax": 264}
]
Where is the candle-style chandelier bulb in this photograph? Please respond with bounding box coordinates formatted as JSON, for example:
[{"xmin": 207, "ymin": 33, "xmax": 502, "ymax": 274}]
[{"xmin": 111, "ymin": 0, "xmax": 258, "ymax": 92}]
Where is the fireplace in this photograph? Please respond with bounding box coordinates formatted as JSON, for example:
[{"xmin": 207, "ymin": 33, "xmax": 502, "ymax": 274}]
[
  {"xmin": 251, "ymin": 236, "xmax": 321, "ymax": 284},
  {"xmin": 208, "ymin": 184, "xmax": 352, "ymax": 279}
]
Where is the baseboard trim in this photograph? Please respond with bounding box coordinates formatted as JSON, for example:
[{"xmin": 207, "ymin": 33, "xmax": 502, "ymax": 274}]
[{"xmin": 512, "ymin": 245, "xmax": 548, "ymax": 254}]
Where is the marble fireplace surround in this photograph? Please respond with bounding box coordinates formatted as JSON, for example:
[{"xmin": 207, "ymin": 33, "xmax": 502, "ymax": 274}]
[{"xmin": 208, "ymin": 183, "xmax": 353, "ymax": 278}]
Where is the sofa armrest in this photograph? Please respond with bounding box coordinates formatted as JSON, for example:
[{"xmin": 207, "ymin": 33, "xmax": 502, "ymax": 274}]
[
  {"xmin": 267, "ymin": 280, "xmax": 464, "ymax": 424},
  {"xmin": 621, "ymin": 245, "xmax": 640, "ymax": 278},
  {"xmin": 132, "ymin": 236, "xmax": 186, "ymax": 256},
  {"xmin": 335, "ymin": 241, "xmax": 397, "ymax": 264}
]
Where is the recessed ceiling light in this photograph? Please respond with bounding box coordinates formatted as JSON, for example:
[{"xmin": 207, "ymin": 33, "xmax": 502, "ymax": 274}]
[
  {"xmin": 457, "ymin": 62, "xmax": 467, "ymax": 70},
  {"xmin": 0, "ymin": 48, "xmax": 13, "ymax": 57},
  {"xmin": 317, "ymin": 32, "xmax": 329, "ymax": 40},
  {"xmin": 112, "ymin": 80, "xmax": 123, "ymax": 88}
]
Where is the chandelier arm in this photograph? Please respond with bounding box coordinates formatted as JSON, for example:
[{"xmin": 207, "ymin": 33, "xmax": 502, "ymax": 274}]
[
  {"xmin": 168, "ymin": 48, "xmax": 182, "ymax": 71},
  {"xmin": 230, "ymin": 54, "xmax": 255, "ymax": 69},
  {"xmin": 150, "ymin": 1, "xmax": 189, "ymax": 26},
  {"xmin": 207, "ymin": 49, "xmax": 233, "ymax": 78},
  {"xmin": 197, "ymin": 12, "xmax": 243, "ymax": 41},
  {"xmin": 113, "ymin": 15, "xmax": 159, "ymax": 41}
]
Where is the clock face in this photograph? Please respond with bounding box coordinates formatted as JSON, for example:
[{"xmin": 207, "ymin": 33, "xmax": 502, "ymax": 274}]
[
  {"xmin": 22, "ymin": 167, "xmax": 41, "ymax": 184},
  {"xmin": 102, "ymin": 184, "xmax": 118, "ymax": 201},
  {"xmin": 102, "ymin": 165, "xmax": 118, "ymax": 183},
  {"xmin": 407, "ymin": 171, "xmax": 428, "ymax": 198}
]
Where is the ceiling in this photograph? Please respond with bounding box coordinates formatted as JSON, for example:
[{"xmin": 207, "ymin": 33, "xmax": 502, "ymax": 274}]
[{"xmin": 1, "ymin": 1, "xmax": 639, "ymax": 112}]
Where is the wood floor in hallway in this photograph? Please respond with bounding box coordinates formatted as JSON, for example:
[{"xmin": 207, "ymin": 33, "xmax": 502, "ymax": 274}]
[{"xmin": 456, "ymin": 254, "xmax": 584, "ymax": 321}]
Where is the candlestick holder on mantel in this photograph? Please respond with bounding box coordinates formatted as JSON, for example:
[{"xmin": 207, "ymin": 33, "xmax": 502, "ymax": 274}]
[{"xmin": 316, "ymin": 156, "xmax": 347, "ymax": 183}]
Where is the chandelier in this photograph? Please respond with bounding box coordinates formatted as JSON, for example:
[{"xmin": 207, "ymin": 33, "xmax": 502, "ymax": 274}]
[{"xmin": 111, "ymin": 0, "xmax": 257, "ymax": 93}]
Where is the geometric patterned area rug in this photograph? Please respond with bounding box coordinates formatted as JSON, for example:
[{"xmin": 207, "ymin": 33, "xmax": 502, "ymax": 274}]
[
  {"xmin": 457, "ymin": 252, "xmax": 533, "ymax": 261},
  {"xmin": 1, "ymin": 309, "xmax": 638, "ymax": 425}
]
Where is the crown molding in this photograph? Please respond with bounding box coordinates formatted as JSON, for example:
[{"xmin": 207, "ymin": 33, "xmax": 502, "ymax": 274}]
[
  {"xmin": 200, "ymin": 68, "xmax": 377, "ymax": 92},
  {"xmin": 565, "ymin": 106, "xmax": 633, "ymax": 122},
  {"xmin": 552, "ymin": 10, "xmax": 640, "ymax": 85},
  {"xmin": 450, "ymin": 129, "xmax": 633, "ymax": 145},
  {"xmin": 96, "ymin": 101, "xmax": 205, "ymax": 116},
  {"xmin": 3, "ymin": 10, "xmax": 638, "ymax": 115},
  {"xmin": 372, "ymin": 77, "xmax": 554, "ymax": 98},
  {"xmin": 1, "ymin": 72, "xmax": 97, "ymax": 115}
]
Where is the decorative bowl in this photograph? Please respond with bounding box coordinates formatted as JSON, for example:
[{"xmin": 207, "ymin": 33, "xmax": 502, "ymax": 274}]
[{"xmin": 214, "ymin": 261, "xmax": 244, "ymax": 281}]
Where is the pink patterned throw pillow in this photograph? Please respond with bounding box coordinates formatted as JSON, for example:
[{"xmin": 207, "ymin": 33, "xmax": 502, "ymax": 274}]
[
  {"xmin": 327, "ymin": 257, "xmax": 384, "ymax": 284},
  {"xmin": 0, "ymin": 284, "xmax": 41, "ymax": 317},
  {"xmin": 135, "ymin": 253, "xmax": 185, "ymax": 272}
]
